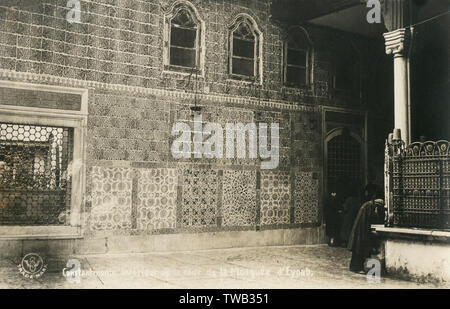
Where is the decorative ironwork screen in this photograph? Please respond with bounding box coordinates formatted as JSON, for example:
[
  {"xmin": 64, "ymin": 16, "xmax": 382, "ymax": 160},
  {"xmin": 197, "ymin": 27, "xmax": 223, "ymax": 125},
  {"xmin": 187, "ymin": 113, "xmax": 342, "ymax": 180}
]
[
  {"xmin": 0, "ymin": 122, "xmax": 73, "ymax": 225},
  {"xmin": 385, "ymin": 140, "xmax": 450, "ymax": 229},
  {"xmin": 327, "ymin": 133, "xmax": 362, "ymax": 193}
]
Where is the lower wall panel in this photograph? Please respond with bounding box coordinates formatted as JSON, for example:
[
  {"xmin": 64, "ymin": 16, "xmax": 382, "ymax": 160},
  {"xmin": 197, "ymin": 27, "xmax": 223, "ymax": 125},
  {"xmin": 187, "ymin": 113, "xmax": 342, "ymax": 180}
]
[
  {"xmin": 87, "ymin": 166, "xmax": 321, "ymax": 236},
  {"xmin": 0, "ymin": 226, "xmax": 326, "ymax": 258},
  {"xmin": 385, "ymin": 239, "xmax": 450, "ymax": 283}
]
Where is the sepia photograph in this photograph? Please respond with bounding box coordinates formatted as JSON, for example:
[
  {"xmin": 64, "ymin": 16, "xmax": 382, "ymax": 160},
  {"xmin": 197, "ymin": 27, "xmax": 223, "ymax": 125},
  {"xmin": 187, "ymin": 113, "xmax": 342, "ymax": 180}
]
[{"xmin": 0, "ymin": 0, "xmax": 448, "ymax": 295}]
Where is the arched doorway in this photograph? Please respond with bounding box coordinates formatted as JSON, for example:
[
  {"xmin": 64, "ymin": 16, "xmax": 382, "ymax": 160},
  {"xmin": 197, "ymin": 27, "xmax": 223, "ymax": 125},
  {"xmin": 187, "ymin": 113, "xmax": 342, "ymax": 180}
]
[{"xmin": 323, "ymin": 127, "xmax": 364, "ymax": 245}]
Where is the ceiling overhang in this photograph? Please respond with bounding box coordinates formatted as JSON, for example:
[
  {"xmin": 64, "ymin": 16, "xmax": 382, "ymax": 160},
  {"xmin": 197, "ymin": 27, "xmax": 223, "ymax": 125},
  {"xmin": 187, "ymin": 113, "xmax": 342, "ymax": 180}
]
[
  {"xmin": 271, "ymin": 0, "xmax": 448, "ymax": 38},
  {"xmin": 270, "ymin": 0, "xmax": 363, "ymax": 25}
]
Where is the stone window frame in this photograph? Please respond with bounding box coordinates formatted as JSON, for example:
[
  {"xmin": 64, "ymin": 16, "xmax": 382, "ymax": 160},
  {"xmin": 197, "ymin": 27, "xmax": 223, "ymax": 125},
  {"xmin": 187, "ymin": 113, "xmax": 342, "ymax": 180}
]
[
  {"xmin": 0, "ymin": 80, "xmax": 87, "ymax": 239},
  {"xmin": 163, "ymin": 0, "xmax": 206, "ymax": 76},
  {"xmin": 227, "ymin": 13, "xmax": 263, "ymax": 84},
  {"xmin": 282, "ymin": 26, "xmax": 314, "ymax": 89}
]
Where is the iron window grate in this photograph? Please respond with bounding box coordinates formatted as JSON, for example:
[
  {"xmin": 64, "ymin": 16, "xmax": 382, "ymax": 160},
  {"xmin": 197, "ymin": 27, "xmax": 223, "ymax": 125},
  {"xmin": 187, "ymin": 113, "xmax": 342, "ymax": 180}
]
[{"xmin": 0, "ymin": 122, "xmax": 74, "ymax": 226}]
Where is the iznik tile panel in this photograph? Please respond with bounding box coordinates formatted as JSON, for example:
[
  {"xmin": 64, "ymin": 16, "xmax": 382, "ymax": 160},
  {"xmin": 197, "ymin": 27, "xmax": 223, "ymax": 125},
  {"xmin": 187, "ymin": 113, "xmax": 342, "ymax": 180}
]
[
  {"xmin": 222, "ymin": 170, "xmax": 257, "ymax": 227},
  {"xmin": 181, "ymin": 168, "xmax": 219, "ymax": 227},
  {"xmin": 294, "ymin": 172, "xmax": 319, "ymax": 224},
  {"xmin": 260, "ymin": 171, "xmax": 291, "ymax": 225},
  {"xmin": 136, "ymin": 168, "xmax": 177, "ymax": 230},
  {"xmin": 90, "ymin": 167, "xmax": 133, "ymax": 230}
]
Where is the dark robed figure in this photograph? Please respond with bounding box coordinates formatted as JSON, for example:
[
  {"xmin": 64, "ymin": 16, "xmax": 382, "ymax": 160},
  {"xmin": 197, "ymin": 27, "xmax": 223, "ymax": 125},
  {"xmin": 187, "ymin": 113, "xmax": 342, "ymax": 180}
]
[{"xmin": 347, "ymin": 198, "xmax": 385, "ymax": 272}]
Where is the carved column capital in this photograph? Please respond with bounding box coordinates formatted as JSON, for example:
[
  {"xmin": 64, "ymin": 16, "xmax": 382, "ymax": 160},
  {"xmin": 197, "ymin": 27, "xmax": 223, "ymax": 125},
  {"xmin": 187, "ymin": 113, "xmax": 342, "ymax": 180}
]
[
  {"xmin": 383, "ymin": 28, "xmax": 410, "ymax": 56},
  {"xmin": 381, "ymin": 0, "xmax": 419, "ymax": 32}
]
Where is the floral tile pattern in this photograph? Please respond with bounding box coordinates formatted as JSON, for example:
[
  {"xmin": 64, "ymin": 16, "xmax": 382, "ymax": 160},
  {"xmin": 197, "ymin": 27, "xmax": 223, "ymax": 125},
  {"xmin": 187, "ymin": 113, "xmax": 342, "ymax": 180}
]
[
  {"xmin": 137, "ymin": 168, "xmax": 177, "ymax": 230},
  {"xmin": 260, "ymin": 171, "xmax": 291, "ymax": 225},
  {"xmin": 90, "ymin": 167, "xmax": 133, "ymax": 230},
  {"xmin": 222, "ymin": 170, "xmax": 257, "ymax": 227},
  {"xmin": 294, "ymin": 172, "xmax": 319, "ymax": 224}
]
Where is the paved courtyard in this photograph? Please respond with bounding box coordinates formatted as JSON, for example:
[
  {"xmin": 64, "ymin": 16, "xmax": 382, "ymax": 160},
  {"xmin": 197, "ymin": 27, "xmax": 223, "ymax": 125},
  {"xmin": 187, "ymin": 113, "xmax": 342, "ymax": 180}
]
[{"xmin": 0, "ymin": 244, "xmax": 447, "ymax": 289}]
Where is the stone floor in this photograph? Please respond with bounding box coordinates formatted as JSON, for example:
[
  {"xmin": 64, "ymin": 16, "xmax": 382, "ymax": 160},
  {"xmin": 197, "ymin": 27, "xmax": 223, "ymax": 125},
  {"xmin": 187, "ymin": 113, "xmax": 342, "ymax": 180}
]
[{"xmin": 0, "ymin": 244, "xmax": 447, "ymax": 289}]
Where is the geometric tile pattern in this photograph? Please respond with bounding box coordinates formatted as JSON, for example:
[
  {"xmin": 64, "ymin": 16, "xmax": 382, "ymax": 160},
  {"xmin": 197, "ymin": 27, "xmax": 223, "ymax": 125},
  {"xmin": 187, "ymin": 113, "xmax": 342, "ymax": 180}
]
[
  {"xmin": 294, "ymin": 172, "xmax": 319, "ymax": 224},
  {"xmin": 222, "ymin": 170, "xmax": 257, "ymax": 227},
  {"xmin": 136, "ymin": 168, "xmax": 177, "ymax": 230},
  {"xmin": 181, "ymin": 168, "xmax": 218, "ymax": 227},
  {"xmin": 260, "ymin": 171, "xmax": 291, "ymax": 225},
  {"xmin": 90, "ymin": 167, "xmax": 133, "ymax": 230}
]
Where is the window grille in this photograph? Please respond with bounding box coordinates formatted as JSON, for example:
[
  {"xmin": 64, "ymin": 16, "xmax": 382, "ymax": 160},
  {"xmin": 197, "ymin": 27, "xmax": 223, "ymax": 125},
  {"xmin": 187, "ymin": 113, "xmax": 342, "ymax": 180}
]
[
  {"xmin": 0, "ymin": 122, "xmax": 73, "ymax": 225},
  {"xmin": 327, "ymin": 134, "xmax": 362, "ymax": 193}
]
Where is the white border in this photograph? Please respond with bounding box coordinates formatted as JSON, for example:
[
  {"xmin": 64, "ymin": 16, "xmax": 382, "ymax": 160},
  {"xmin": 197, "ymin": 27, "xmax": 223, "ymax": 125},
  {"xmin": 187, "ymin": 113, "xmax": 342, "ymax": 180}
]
[{"xmin": 0, "ymin": 80, "xmax": 87, "ymax": 239}]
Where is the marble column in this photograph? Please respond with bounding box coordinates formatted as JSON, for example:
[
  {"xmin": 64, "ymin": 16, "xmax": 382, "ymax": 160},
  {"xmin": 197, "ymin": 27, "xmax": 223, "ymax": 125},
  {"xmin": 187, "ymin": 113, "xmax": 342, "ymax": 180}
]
[{"xmin": 383, "ymin": 28, "xmax": 411, "ymax": 145}]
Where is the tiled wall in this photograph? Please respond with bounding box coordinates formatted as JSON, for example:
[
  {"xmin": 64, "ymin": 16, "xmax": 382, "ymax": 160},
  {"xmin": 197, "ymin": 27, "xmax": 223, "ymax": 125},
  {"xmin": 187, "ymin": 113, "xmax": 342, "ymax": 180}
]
[
  {"xmin": 0, "ymin": 0, "xmax": 378, "ymax": 107},
  {"xmin": 83, "ymin": 87, "xmax": 323, "ymax": 235},
  {"xmin": 87, "ymin": 166, "xmax": 321, "ymax": 234},
  {"xmin": 0, "ymin": 0, "xmax": 382, "ymax": 237}
]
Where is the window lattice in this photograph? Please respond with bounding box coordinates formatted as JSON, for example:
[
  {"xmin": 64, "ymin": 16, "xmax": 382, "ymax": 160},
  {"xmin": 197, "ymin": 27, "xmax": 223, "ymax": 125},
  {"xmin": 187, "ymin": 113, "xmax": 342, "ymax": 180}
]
[
  {"xmin": 327, "ymin": 134, "xmax": 362, "ymax": 193},
  {"xmin": 0, "ymin": 123, "xmax": 73, "ymax": 226}
]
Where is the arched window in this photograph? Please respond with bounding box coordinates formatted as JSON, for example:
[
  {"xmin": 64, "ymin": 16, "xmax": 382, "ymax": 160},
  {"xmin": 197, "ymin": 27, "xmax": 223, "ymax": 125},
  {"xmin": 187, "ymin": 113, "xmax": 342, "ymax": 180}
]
[
  {"xmin": 283, "ymin": 27, "xmax": 312, "ymax": 87},
  {"xmin": 228, "ymin": 14, "xmax": 262, "ymax": 82},
  {"xmin": 164, "ymin": 1, "xmax": 204, "ymax": 73}
]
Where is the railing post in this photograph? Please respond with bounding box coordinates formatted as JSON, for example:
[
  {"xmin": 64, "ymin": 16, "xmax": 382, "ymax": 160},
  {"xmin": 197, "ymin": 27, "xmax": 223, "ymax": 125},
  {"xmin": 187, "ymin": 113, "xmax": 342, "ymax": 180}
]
[{"xmin": 384, "ymin": 138, "xmax": 394, "ymax": 227}]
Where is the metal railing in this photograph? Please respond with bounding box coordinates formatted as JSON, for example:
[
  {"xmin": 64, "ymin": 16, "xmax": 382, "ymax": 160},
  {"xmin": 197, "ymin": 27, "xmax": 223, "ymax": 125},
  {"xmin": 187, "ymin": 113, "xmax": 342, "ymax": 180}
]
[{"xmin": 385, "ymin": 139, "xmax": 450, "ymax": 230}]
